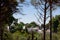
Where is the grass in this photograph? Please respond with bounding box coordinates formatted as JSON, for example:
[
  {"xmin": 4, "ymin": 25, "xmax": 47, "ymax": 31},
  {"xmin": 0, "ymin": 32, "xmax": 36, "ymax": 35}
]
[{"xmin": 11, "ymin": 31, "xmax": 60, "ymax": 40}]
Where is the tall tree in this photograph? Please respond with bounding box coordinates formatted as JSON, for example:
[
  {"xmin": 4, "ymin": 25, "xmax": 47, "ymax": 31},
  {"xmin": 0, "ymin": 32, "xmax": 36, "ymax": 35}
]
[
  {"xmin": 52, "ymin": 15, "xmax": 60, "ymax": 33},
  {"xmin": 31, "ymin": 0, "xmax": 50, "ymax": 40},
  {"xmin": 49, "ymin": 0, "xmax": 60, "ymax": 40},
  {"xmin": 0, "ymin": 0, "xmax": 18, "ymax": 40},
  {"xmin": 31, "ymin": 0, "xmax": 60, "ymax": 40}
]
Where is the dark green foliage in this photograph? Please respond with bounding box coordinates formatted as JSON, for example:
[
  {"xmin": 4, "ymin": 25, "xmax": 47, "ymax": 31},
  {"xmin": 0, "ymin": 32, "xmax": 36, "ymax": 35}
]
[
  {"xmin": 9, "ymin": 26, "xmax": 16, "ymax": 33},
  {"xmin": 14, "ymin": 19, "xmax": 18, "ymax": 26},
  {"xmin": 18, "ymin": 22, "xmax": 24, "ymax": 29},
  {"xmin": 53, "ymin": 19, "xmax": 59, "ymax": 33},
  {"xmin": 30, "ymin": 22, "xmax": 37, "ymax": 27},
  {"xmin": 29, "ymin": 22, "xmax": 38, "ymax": 28},
  {"xmin": 7, "ymin": 16, "xmax": 16, "ymax": 26},
  {"xmin": 52, "ymin": 15, "xmax": 60, "ymax": 33},
  {"xmin": 0, "ymin": 0, "xmax": 18, "ymax": 39}
]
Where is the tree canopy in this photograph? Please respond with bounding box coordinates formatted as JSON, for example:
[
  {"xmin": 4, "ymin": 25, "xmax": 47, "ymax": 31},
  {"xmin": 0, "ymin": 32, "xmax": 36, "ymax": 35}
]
[
  {"xmin": 52, "ymin": 15, "xmax": 60, "ymax": 33},
  {"xmin": 0, "ymin": 0, "xmax": 18, "ymax": 40}
]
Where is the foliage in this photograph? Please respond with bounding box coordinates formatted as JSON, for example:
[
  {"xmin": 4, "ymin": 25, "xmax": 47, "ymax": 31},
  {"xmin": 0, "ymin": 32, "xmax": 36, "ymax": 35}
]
[
  {"xmin": 26, "ymin": 22, "xmax": 39, "ymax": 28},
  {"xmin": 0, "ymin": 0, "xmax": 18, "ymax": 39},
  {"xmin": 1, "ymin": 0, "xmax": 18, "ymax": 24},
  {"xmin": 11, "ymin": 30, "xmax": 60, "ymax": 40},
  {"xmin": 10, "ymin": 22, "xmax": 25, "ymax": 33},
  {"xmin": 58, "ymin": 23, "xmax": 60, "ymax": 32},
  {"xmin": 52, "ymin": 15, "xmax": 60, "ymax": 33},
  {"xmin": 9, "ymin": 26, "xmax": 17, "ymax": 33},
  {"xmin": 3, "ymin": 24, "xmax": 13, "ymax": 40},
  {"xmin": 17, "ymin": 22, "xmax": 24, "ymax": 31},
  {"xmin": 1, "ymin": 0, "xmax": 60, "ymax": 40},
  {"xmin": 29, "ymin": 22, "xmax": 38, "ymax": 27}
]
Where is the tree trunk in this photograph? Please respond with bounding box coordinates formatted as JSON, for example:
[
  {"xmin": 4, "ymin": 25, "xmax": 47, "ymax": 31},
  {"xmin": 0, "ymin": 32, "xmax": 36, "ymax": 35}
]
[
  {"xmin": 0, "ymin": 22, "xmax": 4, "ymax": 40},
  {"xmin": 49, "ymin": 0, "xmax": 52, "ymax": 40},
  {"xmin": 43, "ymin": 0, "xmax": 47, "ymax": 40},
  {"xmin": 32, "ymin": 31, "xmax": 34, "ymax": 40}
]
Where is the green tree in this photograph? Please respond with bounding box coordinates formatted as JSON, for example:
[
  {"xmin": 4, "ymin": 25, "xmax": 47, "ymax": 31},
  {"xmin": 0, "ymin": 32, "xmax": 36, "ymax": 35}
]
[
  {"xmin": 52, "ymin": 15, "xmax": 60, "ymax": 33},
  {"xmin": 0, "ymin": 0, "xmax": 18, "ymax": 40},
  {"xmin": 58, "ymin": 24, "xmax": 60, "ymax": 32},
  {"xmin": 31, "ymin": 0, "xmax": 60, "ymax": 40},
  {"xmin": 17, "ymin": 22, "xmax": 24, "ymax": 32},
  {"xmin": 29, "ymin": 22, "xmax": 38, "ymax": 27}
]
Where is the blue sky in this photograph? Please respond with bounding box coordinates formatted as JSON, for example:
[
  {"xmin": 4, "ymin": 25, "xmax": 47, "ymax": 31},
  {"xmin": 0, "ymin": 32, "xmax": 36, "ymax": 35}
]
[{"xmin": 13, "ymin": 0, "xmax": 60, "ymax": 25}]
